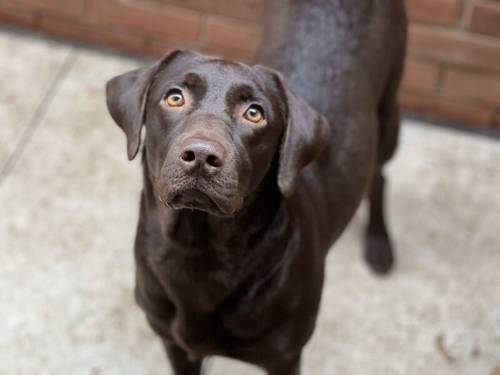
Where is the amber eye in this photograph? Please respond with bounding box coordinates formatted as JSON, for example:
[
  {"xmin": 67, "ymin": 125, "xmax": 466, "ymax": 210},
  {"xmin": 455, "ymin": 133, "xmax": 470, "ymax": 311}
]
[
  {"xmin": 243, "ymin": 105, "xmax": 264, "ymax": 123},
  {"xmin": 164, "ymin": 89, "xmax": 185, "ymax": 107}
]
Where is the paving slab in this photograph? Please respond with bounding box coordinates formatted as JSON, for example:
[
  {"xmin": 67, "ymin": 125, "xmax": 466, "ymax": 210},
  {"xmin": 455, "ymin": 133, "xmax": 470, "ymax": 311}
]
[
  {"xmin": 0, "ymin": 30, "xmax": 73, "ymax": 171},
  {"xmin": 0, "ymin": 33, "xmax": 499, "ymax": 375}
]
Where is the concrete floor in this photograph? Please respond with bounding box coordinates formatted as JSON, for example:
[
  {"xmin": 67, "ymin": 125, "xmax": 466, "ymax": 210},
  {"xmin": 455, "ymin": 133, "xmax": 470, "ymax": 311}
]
[{"xmin": 1, "ymin": 29, "xmax": 499, "ymax": 375}]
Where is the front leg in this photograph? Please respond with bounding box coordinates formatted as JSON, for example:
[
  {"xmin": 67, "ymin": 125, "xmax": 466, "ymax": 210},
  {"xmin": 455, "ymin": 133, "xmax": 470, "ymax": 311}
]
[{"xmin": 163, "ymin": 341, "xmax": 204, "ymax": 375}]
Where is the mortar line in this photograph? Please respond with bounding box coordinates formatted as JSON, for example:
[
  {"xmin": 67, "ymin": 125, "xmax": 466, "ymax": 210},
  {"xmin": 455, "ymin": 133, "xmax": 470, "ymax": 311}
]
[{"xmin": 0, "ymin": 49, "xmax": 79, "ymax": 186}]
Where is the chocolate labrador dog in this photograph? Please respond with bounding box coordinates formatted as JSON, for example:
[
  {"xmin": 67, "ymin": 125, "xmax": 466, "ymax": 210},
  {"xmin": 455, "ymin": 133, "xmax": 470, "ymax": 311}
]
[{"xmin": 105, "ymin": 0, "xmax": 406, "ymax": 373}]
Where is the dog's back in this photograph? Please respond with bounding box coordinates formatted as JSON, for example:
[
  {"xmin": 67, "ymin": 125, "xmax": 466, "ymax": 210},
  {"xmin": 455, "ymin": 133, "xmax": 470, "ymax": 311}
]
[
  {"xmin": 257, "ymin": 0, "xmax": 406, "ymax": 116},
  {"xmin": 257, "ymin": 0, "xmax": 407, "ymax": 251}
]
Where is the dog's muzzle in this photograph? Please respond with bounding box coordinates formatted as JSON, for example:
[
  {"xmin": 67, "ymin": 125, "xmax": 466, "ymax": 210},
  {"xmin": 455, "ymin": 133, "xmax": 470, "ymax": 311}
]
[{"xmin": 158, "ymin": 136, "xmax": 240, "ymax": 216}]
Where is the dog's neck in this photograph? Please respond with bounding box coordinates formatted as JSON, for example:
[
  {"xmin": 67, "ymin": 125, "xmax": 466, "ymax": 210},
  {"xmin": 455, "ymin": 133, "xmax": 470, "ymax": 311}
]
[{"xmin": 139, "ymin": 151, "xmax": 295, "ymax": 316}]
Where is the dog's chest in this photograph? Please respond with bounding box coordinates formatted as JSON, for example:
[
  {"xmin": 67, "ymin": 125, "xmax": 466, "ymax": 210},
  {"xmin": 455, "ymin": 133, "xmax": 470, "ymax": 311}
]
[
  {"xmin": 142, "ymin": 208, "xmax": 296, "ymax": 356},
  {"xmin": 149, "ymin": 244, "xmax": 283, "ymax": 356},
  {"xmin": 149, "ymin": 245, "xmax": 238, "ymax": 341}
]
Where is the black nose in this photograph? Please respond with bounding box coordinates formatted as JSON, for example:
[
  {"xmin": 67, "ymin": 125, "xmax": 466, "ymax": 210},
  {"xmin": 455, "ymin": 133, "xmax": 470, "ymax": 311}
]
[{"xmin": 179, "ymin": 138, "xmax": 226, "ymax": 175}]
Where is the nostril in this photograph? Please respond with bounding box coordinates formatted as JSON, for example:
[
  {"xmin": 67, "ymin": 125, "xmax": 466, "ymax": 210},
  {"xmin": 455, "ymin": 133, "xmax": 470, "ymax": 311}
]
[
  {"xmin": 206, "ymin": 155, "xmax": 222, "ymax": 168},
  {"xmin": 181, "ymin": 150, "xmax": 196, "ymax": 163}
]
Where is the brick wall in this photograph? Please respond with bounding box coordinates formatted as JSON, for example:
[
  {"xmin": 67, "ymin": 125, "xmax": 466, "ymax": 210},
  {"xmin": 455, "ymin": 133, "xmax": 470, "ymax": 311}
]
[{"xmin": 1, "ymin": 0, "xmax": 499, "ymax": 130}]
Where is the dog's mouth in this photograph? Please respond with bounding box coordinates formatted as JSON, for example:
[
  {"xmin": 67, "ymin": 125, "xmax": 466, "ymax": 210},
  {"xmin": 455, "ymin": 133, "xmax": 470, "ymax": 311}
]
[{"xmin": 166, "ymin": 188, "xmax": 227, "ymax": 216}]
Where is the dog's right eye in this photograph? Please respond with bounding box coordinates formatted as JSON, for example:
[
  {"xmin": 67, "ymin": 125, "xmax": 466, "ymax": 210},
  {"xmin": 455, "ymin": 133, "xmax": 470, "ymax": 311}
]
[{"xmin": 164, "ymin": 89, "xmax": 185, "ymax": 107}]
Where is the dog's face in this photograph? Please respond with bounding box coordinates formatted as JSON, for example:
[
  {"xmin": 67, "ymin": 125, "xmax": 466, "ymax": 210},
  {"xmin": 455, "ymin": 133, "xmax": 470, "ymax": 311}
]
[{"xmin": 106, "ymin": 50, "xmax": 329, "ymax": 217}]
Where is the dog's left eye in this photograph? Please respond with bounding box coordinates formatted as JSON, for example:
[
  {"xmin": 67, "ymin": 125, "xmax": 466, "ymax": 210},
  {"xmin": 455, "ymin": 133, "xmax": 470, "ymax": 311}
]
[
  {"xmin": 243, "ymin": 105, "xmax": 264, "ymax": 124},
  {"xmin": 164, "ymin": 89, "xmax": 185, "ymax": 107}
]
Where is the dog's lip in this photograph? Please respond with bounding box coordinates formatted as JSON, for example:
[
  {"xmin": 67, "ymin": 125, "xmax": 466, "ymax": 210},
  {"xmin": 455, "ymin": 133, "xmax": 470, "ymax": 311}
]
[{"xmin": 166, "ymin": 188, "xmax": 227, "ymax": 216}]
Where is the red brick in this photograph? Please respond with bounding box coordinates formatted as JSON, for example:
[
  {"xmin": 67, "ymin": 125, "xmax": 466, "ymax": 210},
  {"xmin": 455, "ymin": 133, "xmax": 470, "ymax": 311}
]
[
  {"xmin": 399, "ymin": 91, "xmax": 494, "ymax": 127},
  {"xmin": 0, "ymin": 4, "xmax": 37, "ymax": 28},
  {"xmin": 90, "ymin": 0, "xmax": 201, "ymax": 41},
  {"xmin": 40, "ymin": 15, "xmax": 146, "ymax": 54},
  {"xmin": 203, "ymin": 16, "xmax": 260, "ymax": 54},
  {"xmin": 470, "ymin": 2, "xmax": 500, "ymax": 38},
  {"xmin": 10, "ymin": 0, "xmax": 87, "ymax": 17},
  {"xmin": 406, "ymin": 0, "xmax": 461, "ymax": 25},
  {"xmin": 152, "ymin": 0, "xmax": 262, "ymax": 22},
  {"xmin": 443, "ymin": 68, "xmax": 500, "ymax": 106},
  {"xmin": 409, "ymin": 24, "xmax": 500, "ymax": 72},
  {"xmin": 402, "ymin": 58, "xmax": 441, "ymax": 93}
]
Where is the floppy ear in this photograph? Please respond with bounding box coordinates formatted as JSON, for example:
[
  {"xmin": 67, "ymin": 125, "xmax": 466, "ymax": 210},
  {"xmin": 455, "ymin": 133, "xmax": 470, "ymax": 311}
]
[
  {"xmin": 106, "ymin": 64, "xmax": 158, "ymax": 160},
  {"xmin": 105, "ymin": 50, "xmax": 193, "ymax": 160},
  {"xmin": 256, "ymin": 66, "xmax": 331, "ymax": 197}
]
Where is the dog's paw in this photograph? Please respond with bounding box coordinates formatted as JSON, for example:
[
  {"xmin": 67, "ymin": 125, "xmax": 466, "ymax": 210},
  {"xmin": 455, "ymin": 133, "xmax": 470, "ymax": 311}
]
[{"xmin": 364, "ymin": 234, "xmax": 395, "ymax": 275}]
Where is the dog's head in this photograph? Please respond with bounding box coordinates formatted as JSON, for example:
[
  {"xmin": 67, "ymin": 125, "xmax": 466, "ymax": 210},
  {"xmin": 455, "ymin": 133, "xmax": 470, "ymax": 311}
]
[{"xmin": 106, "ymin": 50, "xmax": 329, "ymax": 217}]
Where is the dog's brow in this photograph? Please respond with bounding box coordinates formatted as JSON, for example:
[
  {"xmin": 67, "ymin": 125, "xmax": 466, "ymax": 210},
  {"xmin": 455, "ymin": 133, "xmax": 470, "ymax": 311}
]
[
  {"xmin": 227, "ymin": 83, "xmax": 257, "ymax": 102},
  {"xmin": 182, "ymin": 72, "xmax": 207, "ymax": 99},
  {"xmin": 183, "ymin": 72, "xmax": 203, "ymax": 88}
]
